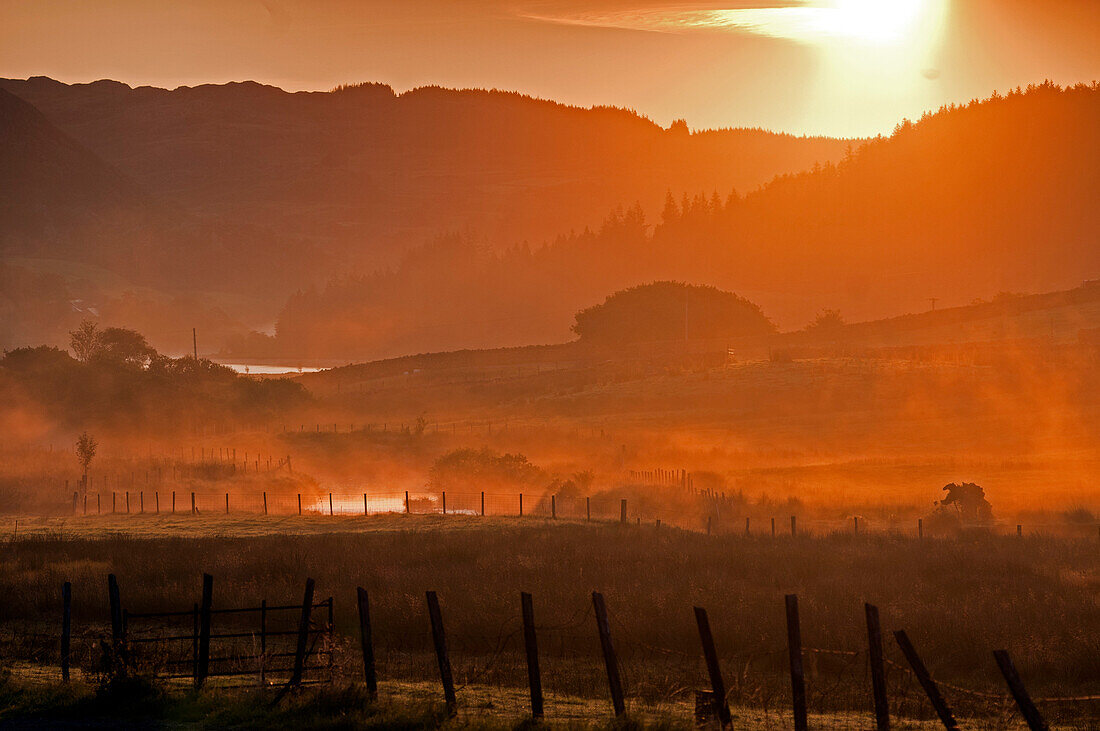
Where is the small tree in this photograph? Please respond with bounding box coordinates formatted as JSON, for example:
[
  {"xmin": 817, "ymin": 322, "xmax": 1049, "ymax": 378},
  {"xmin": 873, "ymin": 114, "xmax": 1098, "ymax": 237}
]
[
  {"xmin": 937, "ymin": 482, "xmax": 994, "ymax": 523},
  {"xmin": 70, "ymin": 321, "xmax": 102, "ymax": 363},
  {"xmin": 803, "ymin": 309, "xmax": 845, "ymax": 335},
  {"xmin": 76, "ymin": 432, "xmax": 97, "ymax": 492}
]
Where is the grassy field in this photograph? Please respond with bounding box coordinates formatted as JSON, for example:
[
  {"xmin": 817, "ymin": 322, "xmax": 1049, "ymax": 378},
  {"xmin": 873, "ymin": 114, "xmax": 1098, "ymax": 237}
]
[{"xmin": 1, "ymin": 518, "xmax": 1096, "ymax": 728}]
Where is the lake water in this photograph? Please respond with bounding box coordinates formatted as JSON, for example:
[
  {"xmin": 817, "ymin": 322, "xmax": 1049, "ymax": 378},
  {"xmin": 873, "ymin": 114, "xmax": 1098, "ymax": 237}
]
[{"xmin": 220, "ymin": 363, "xmax": 326, "ymax": 375}]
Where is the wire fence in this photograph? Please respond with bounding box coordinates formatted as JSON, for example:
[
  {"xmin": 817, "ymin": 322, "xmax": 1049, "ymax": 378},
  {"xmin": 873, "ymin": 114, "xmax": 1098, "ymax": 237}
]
[
  {"xmin": 2, "ymin": 578, "xmax": 1096, "ymax": 729},
  {"xmin": 38, "ymin": 485, "xmax": 1100, "ymax": 543}
]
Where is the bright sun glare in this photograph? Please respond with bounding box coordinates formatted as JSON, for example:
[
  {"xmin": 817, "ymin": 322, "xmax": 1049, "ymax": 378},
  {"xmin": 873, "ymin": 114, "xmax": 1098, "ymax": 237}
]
[{"xmin": 694, "ymin": 0, "xmax": 935, "ymax": 46}]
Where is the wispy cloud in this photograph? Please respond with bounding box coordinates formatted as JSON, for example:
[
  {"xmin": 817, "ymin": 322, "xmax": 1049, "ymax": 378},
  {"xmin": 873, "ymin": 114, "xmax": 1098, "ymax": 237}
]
[{"xmin": 520, "ymin": 1, "xmax": 928, "ymax": 44}]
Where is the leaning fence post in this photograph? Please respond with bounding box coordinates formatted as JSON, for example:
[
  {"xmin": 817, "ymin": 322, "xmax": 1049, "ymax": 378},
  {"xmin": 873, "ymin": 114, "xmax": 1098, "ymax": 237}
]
[
  {"xmin": 785, "ymin": 594, "xmax": 808, "ymax": 731},
  {"xmin": 893, "ymin": 630, "xmax": 958, "ymax": 730},
  {"xmin": 865, "ymin": 603, "xmax": 890, "ymax": 730},
  {"xmin": 592, "ymin": 592, "xmax": 626, "ymax": 716},
  {"xmin": 291, "ymin": 578, "xmax": 316, "ymax": 687},
  {"xmin": 357, "ymin": 587, "xmax": 377, "ymax": 696},
  {"xmin": 61, "ymin": 581, "xmax": 72, "ymax": 682},
  {"xmin": 264, "ymin": 492, "xmax": 268, "ymax": 515},
  {"xmin": 993, "ymin": 650, "xmax": 1049, "ymax": 731},
  {"xmin": 426, "ymin": 591, "xmax": 456, "ymax": 713},
  {"xmin": 521, "ymin": 592, "xmax": 544, "ymax": 718},
  {"xmin": 694, "ymin": 606, "xmax": 732, "ymax": 727},
  {"xmin": 196, "ymin": 573, "xmax": 213, "ymax": 689},
  {"xmin": 298, "ymin": 493, "xmax": 302, "ymax": 515}
]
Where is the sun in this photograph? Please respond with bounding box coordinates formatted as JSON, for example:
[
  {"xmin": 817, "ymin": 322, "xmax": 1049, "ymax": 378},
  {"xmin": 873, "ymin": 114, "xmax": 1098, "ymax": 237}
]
[{"xmin": 822, "ymin": 0, "xmax": 928, "ymax": 44}]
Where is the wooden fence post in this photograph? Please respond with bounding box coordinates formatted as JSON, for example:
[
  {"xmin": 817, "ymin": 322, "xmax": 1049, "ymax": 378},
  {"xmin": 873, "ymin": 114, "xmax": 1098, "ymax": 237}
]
[
  {"xmin": 108, "ymin": 573, "xmax": 123, "ymax": 646},
  {"xmin": 191, "ymin": 492, "xmax": 196, "ymax": 514},
  {"xmin": 865, "ymin": 603, "xmax": 890, "ymax": 730},
  {"xmin": 893, "ymin": 630, "xmax": 958, "ymax": 730},
  {"xmin": 225, "ymin": 493, "xmax": 229, "ymax": 514},
  {"xmin": 329, "ymin": 493, "xmax": 334, "ymax": 516},
  {"xmin": 620, "ymin": 499, "xmax": 627, "ymax": 523},
  {"xmin": 521, "ymin": 592, "xmax": 544, "ymax": 719},
  {"xmin": 551, "ymin": 495, "xmax": 556, "ymax": 519},
  {"xmin": 139, "ymin": 491, "xmax": 144, "ymax": 513},
  {"xmin": 586, "ymin": 496, "xmax": 591, "ymax": 521},
  {"xmin": 481, "ymin": 491, "xmax": 485, "ymax": 516},
  {"xmin": 155, "ymin": 491, "xmax": 159, "ymax": 513},
  {"xmin": 785, "ymin": 594, "xmax": 808, "ymax": 731},
  {"xmin": 357, "ymin": 587, "xmax": 377, "ymax": 696},
  {"xmin": 61, "ymin": 581, "xmax": 72, "ymax": 682},
  {"xmin": 694, "ymin": 606, "xmax": 732, "ymax": 727},
  {"xmin": 519, "ymin": 493, "xmax": 524, "ymax": 516},
  {"xmin": 405, "ymin": 490, "xmax": 410, "ymax": 513},
  {"xmin": 993, "ymin": 650, "xmax": 1049, "ymax": 731},
  {"xmin": 125, "ymin": 491, "xmax": 130, "ymax": 513},
  {"xmin": 196, "ymin": 573, "xmax": 213, "ymax": 688},
  {"xmin": 172, "ymin": 491, "xmax": 175, "ymax": 513},
  {"xmin": 297, "ymin": 493, "xmax": 302, "ymax": 515},
  {"xmin": 592, "ymin": 592, "xmax": 625, "ymax": 716},
  {"xmin": 291, "ymin": 578, "xmax": 316, "ymax": 687},
  {"xmin": 918, "ymin": 518, "xmax": 923, "ymax": 539},
  {"xmin": 263, "ymin": 492, "xmax": 268, "ymax": 515},
  {"xmin": 790, "ymin": 515, "xmax": 797, "ymax": 536},
  {"xmin": 442, "ymin": 492, "xmax": 446, "ymax": 515},
  {"xmin": 426, "ymin": 591, "xmax": 456, "ymax": 713},
  {"xmin": 771, "ymin": 517, "xmax": 776, "ymax": 537}
]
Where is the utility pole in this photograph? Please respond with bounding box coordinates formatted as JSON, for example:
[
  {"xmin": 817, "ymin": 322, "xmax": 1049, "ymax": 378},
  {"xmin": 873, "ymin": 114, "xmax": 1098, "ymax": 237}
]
[{"xmin": 193, "ymin": 328, "xmax": 198, "ymax": 359}]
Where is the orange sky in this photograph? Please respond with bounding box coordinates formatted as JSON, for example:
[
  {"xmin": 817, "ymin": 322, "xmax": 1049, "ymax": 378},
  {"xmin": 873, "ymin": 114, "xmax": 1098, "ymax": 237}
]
[{"xmin": 2, "ymin": 0, "xmax": 1098, "ymax": 137}]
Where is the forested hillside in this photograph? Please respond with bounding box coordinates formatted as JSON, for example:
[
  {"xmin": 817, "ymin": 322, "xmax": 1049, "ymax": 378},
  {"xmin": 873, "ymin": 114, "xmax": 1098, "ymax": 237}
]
[{"xmin": 252, "ymin": 83, "xmax": 1100, "ymax": 359}]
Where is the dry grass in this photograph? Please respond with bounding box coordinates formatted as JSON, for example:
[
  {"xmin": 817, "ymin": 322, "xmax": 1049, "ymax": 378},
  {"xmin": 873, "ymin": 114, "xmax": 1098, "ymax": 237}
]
[{"xmin": 0, "ymin": 519, "xmax": 1096, "ymax": 727}]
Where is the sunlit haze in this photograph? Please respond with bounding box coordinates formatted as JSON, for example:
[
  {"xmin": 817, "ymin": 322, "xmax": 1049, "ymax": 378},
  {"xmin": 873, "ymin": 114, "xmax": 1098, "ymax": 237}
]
[{"xmin": 2, "ymin": 0, "xmax": 1098, "ymax": 136}]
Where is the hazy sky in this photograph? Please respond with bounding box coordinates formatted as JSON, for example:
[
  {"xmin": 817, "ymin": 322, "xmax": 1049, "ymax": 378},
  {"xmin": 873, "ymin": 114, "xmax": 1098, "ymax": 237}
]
[{"xmin": 2, "ymin": 0, "xmax": 1098, "ymax": 137}]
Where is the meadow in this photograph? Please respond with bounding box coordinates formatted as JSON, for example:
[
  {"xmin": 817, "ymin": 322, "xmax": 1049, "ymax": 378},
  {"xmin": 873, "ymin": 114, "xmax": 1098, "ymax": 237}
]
[{"xmin": 1, "ymin": 516, "xmax": 1097, "ymax": 728}]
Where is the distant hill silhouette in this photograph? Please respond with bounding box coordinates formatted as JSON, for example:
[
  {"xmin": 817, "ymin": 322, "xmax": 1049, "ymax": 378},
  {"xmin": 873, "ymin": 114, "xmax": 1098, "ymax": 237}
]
[
  {"xmin": 0, "ymin": 77, "xmax": 851, "ymax": 264},
  {"xmin": 248, "ymin": 83, "xmax": 1100, "ymax": 360},
  {"xmin": 3, "ymin": 80, "xmax": 1098, "ymax": 360},
  {"xmin": 0, "ymin": 88, "xmax": 323, "ymax": 352}
]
